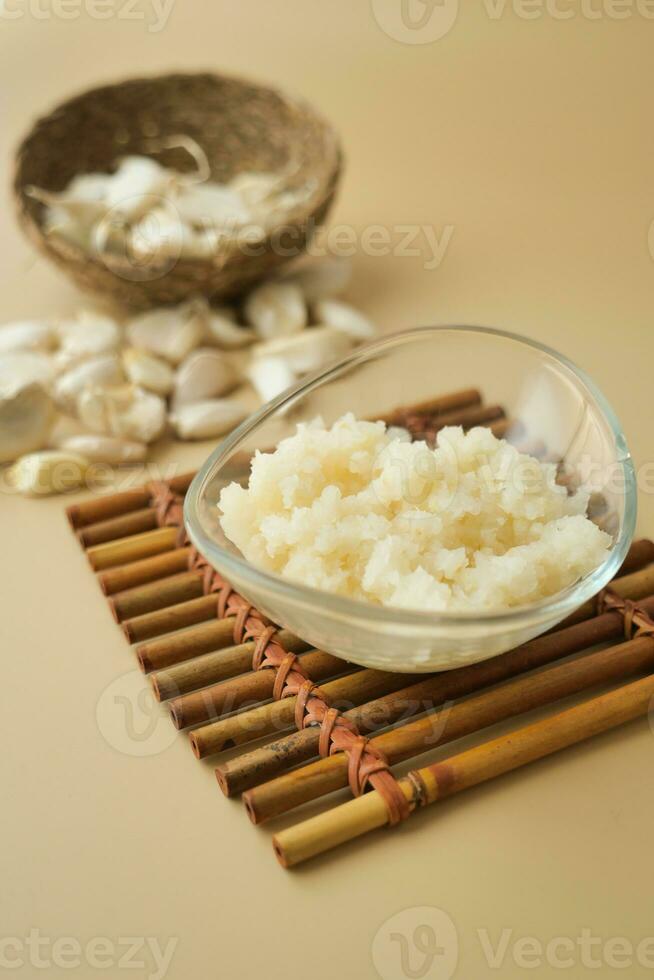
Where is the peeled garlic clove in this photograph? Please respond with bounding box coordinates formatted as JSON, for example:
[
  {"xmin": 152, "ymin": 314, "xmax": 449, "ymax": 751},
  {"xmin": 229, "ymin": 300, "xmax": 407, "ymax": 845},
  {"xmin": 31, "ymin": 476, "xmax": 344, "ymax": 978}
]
[
  {"xmin": 27, "ymin": 184, "xmax": 107, "ymax": 226},
  {"xmin": 123, "ymin": 348, "xmax": 174, "ymax": 396},
  {"xmin": 205, "ymin": 308, "xmax": 254, "ymax": 349},
  {"xmin": 56, "ymin": 434, "xmax": 147, "ymax": 466},
  {"xmin": 169, "ymin": 398, "xmax": 248, "ymax": 440},
  {"xmin": 7, "ymin": 450, "xmax": 88, "ymax": 496},
  {"xmin": 43, "ymin": 205, "xmax": 94, "ymax": 250},
  {"xmin": 0, "ymin": 351, "xmax": 55, "ymax": 396},
  {"xmin": 126, "ymin": 301, "xmax": 205, "ymax": 365},
  {"xmin": 228, "ymin": 171, "xmax": 284, "ymax": 206},
  {"xmin": 172, "ymin": 348, "xmax": 239, "ymax": 409},
  {"xmin": 0, "ymin": 383, "xmax": 55, "ymax": 463},
  {"xmin": 283, "ymin": 258, "xmax": 351, "ymax": 302},
  {"xmin": 252, "ymin": 326, "xmax": 352, "ymax": 375},
  {"xmin": 0, "ymin": 320, "xmax": 55, "ymax": 354},
  {"xmin": 104, "ymin": 156, "xmax": 175, "ymax": 221},
  {"xmin": 244, "ymin": 281, "xmax": 307, "ymax": 340},
  {"xmin": 54, "ymin": 354, "xmax": 124, "ymax": 412},
  {"xmin": 176, "ymin": 182, "xmax": 252, "ymax": 229},
  {"xmin": 313, "ymin": 299, "xmax": 376, "ymax": 340},
  {"xmin": 246, "ymin": 356, "xmax": 296, "ymax": 403},
  {"xmin": 130, "ymin": 207, "xmax": 184, "ymax": 262},
  {"xmin": 56, "ymin": 311, "xmax": 121, "ymax": 368},
  {"xmin": 77, "ymin": 384, "xmax": 166, "ymax": 444}
]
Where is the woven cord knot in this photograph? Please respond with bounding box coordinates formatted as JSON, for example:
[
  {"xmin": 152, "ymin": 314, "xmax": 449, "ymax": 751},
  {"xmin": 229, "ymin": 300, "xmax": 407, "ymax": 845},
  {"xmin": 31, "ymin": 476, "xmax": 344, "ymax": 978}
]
[{"xmin": 596, "ymin": 589, "xmax": 654, "ymax": 640}]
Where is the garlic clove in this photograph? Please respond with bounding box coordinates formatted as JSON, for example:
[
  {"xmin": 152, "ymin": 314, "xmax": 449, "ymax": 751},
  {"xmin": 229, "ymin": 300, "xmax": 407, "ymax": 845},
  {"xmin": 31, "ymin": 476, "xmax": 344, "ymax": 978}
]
[
  {"xmin": 53, "ymin": 354, "xmax": 124, "ymax": 413},
  {"xmin": 104, "ymin": 156, "xmax": 175, "ymax": 221},
  {"xmin": 123, "ymin": 348, "xmax": 174, "ymax": 396},
  {"xmin": 169, "ymin": 398, "xmax": 249, "ymax": 440},
  {"xmin": 55, "ymin": 434, "xmax": 147, "ymax": 466},
  {"xmin": 27, "ymin": 184, "xmax": 107, "ymax": 226},
  {"xmin": 245, "ymin": 355, "xmax": 296, "ymax": 404},
  {"xmin": 55, "ymin": 311, "xmax": 122, "ymax": 370},
  {"xmin": 175, "ymin": 182, "xmax": 252, "ymax": 229},
  {"xmin": 7, "ymin": 450, "xmax": 88, "ymax": 496},
  {"xmin": 0, "ymin": 320, "xmax": 56, "ymax": 355},
  {"xmin": 251, "ymin": 326, "xmax": 352, "ymax": 375},
  {"xmin": 244, "ymin": 281, "xmax": 307, "ymax": 340},
  {"xmin": 126, "ymin": 301, "xmax": 205, "ymax": 365},
  {"xmin": 313, "ymin": 299, "xmax": 376, "ymax": 341},
  {"xmin": 0, "ymin": 351, "xmax": 55, "ymax": 397},
  {"xmin": 129, "ymin": 207, "xmax": 184, "ymax": 263},
  {"xmin": 204, "ymin": 308, "xmax": 255, "ymax": 349},
  {"xmin": 228, "ymin": 171, "xmax": 285, "ymax": 207},
  {"xmin": 77, "ymin": 384, "xmax": 167, "ymax": 444},
  {"xmin": 282, "ymin": 257, "xmax": 351, "ymax": 302},
  {"xmin": 172, "ymin": 348, "xmax": 239, "ymax": 409},
  {"xmin": 0, "ymin": 382, "xmax": 56, "ymax": 463}
]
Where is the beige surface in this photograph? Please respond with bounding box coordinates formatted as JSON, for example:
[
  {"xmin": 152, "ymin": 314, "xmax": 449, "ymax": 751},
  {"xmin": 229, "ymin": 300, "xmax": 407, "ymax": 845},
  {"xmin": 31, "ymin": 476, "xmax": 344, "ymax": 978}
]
[{"xmin": 2, "ymin": 4, "xmax": 654, "ymax": 979}]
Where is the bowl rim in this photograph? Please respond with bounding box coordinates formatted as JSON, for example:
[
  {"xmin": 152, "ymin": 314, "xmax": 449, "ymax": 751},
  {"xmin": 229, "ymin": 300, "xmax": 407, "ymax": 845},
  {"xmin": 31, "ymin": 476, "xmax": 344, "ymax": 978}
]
[{"xmin": 185, "ymin": 324, "xmax": 637, "ymax": 629}]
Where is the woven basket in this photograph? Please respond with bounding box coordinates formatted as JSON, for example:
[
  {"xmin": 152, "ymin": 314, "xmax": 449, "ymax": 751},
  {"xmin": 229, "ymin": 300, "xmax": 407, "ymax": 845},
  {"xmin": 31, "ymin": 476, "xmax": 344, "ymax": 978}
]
[{"xmin": 14, "ymin": 72, "xmax": 342, "ymax": 310}]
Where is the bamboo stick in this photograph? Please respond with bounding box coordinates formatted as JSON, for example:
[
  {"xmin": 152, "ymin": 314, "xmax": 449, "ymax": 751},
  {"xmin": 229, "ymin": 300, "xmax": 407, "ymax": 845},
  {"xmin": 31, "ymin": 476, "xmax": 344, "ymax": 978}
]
[
  {"xmin": 67, "ymin": 471, "xmax": 195, "ymax": 528},
  {"xmin": 618, "ymin": 538, "xmax": 654, "ymax": 575},
  {"xmin": 169, "ymin": 650, "xmax": 352, "ymax": 729},
  {"xmin": 113, "ymin": 573, "xmax": 204, "ymax": 627},
  {"xmin": 87, "ymin": 527, "xmax": 179, "ymax": 571},
  {"xmin": 114, "ymin": 538, "xmax": 654, "ymax": 639},
  {"xmin": 554, "ymin": 562, "xmax": 654, "ymax": 630},
  {"xmin": 98, "ymin": 547, "xmax": 192, "ymax": 595},
  {"xmin": 78, "ymin": 508, "xmax": 158, "ymax": 548},
  {"xmin": 136, "ymin": 617, "xmax": 238, "ymax": 672},
  {"xmin": 213, "ymin": 592, "xmax": 654, "ymax": 790},
  {"xmin": 272, "ymin": 673, "xmax": 654, "ymax": 867},
  {"xmin": 244, "ymin": 634, "xmax": 654, "ymax": 824},
  {"xmin": 379, "ymin": 388, "xmax": 481, "ymax": 426},
  {"xmin": 152, "ymin": 632, "xmax": 312, "ymax": 701},
  {"xmin": 191, "ymin": 669, "xmax": 418, "ymax": 759}
]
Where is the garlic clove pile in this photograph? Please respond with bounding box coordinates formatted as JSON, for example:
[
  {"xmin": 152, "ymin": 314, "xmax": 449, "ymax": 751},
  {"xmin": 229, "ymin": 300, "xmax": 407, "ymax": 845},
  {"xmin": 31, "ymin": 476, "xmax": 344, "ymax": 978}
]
[
  {"xmin": 7, "ymin": 450, "xmax": 88, "ymax": 496},
  {"xmin": 123, "ymin": 348, "xmax": 174, "ymax": 397},
  {"xmin": 56, "ymin": 434, "xmax": 147, "ymax": 466},
  {"xmin": 126, "ymin": 301, "xmax": 205, "ymax": 365},
  {"xmin": 172, "ymin": 348, "xmax": 239, "ymax": 409},
  {"xmin": 77, "ymin": 384, "xmax": 167, "ymax": 444},
  {"xmin": 169, "ymin": 398, "xmax": 249, "ymax": 440},
  {"xmin": 53, "ymin": 354, "xmax": 124, "ymax": 413},
  {"xmin": 244, "ymin": 281, "xmax": 307, "ymax": 340},
  {"xmin": 314, "ymin": 299, "xmax": 376, "ymax": 340},
  {"xmin": 0, "ymin": 320, "xmax": 55, "ymax": 354},
  {"xmin": 0, "ymin": 383, "xmax": 56, "ymax": 463}
]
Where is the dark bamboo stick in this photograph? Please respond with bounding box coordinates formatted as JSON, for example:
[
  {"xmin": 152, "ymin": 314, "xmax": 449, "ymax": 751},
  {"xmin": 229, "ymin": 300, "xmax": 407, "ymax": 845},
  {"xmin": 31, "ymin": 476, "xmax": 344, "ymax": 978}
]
[
  {"xmin": 378, "ymin": 388, "xmax": 481, "ymax": 426},
  {"xmin": 78, "ymin": 508, "xmax": 159, "ymax": 548},
  {"xmin": 98, "ymin": 547, "xmax": 192, "ymax": 595},
  {"xmin": 212, "ymin": 591, "xmax": 654, "ymax": 792},
  {"xmin": 151, "ymin": 632, "xmax": 312, "ymax": 701},
  {"xmin": 67, "ymin": 471, "xmax": 195, "ymax": 528},
  {"xmin": 113, "ymin": 573, "xmax": 204, "ymax": 626},
  {"xmin": 244, "ymin": 634, "xmax": 654, "ymax": 824},
  {"xmin": 272, "ymin": 673, "xmax": 654, "ymax": 867},
  {"xmin": 136, "ymin": 617, "xmax": 238, "ymax": 672},
  {"xmin": 169, "ymin": 650, "xmax": 353, "ymax": 730}
]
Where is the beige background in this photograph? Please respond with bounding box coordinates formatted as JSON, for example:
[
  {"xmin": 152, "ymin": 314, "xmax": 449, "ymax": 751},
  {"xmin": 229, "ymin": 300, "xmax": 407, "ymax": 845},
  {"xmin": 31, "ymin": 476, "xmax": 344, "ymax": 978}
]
[{"xmin": 2, "ymin": 2, "xmax": 654, "ymax": 978}]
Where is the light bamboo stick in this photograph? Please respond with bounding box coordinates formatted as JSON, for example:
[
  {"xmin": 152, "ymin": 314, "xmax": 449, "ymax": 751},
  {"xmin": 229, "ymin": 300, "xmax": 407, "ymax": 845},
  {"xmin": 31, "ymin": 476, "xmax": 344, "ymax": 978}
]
[
  {"xmin": 244, "ymin": 634, "xmax": 654, "ymax": 823},
  {"xmin": 113, "ymin": 573, "xmax": 204, "ymax": 627},
  {"xmin": 87, "ymin": 527, "xmax": 179, "ymax": 571},
  {"xmin": 272, "ymin": 673, "xmax": 654, "ymax": 867},
  {"xmin": 67, "ymin": 471, "xmax": 194, "ymax": 528},
  {"xmin": 97, "ymin": 547, "xmax": 192, "ymax": 595},
  {"xmin": 136, "ymin": 617, "xmax": 238, "ymax": 672},
  {"xmin": 212, "ymin": 591, "xmax": 654, "ymax": 788}
]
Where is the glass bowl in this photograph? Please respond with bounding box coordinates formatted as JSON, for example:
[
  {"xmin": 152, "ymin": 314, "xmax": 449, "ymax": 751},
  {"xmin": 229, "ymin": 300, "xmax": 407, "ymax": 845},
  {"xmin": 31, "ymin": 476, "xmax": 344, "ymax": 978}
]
[{"xmin": 184, "ymin": 326, "xmax": 636, "ymax": 673}]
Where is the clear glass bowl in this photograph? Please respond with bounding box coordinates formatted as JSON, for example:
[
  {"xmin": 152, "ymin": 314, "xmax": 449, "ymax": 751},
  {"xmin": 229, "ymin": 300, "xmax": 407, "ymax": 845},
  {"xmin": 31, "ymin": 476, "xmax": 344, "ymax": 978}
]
[{"xmin": 185, "ymin": 326, "xmax": 636, "ymax": 672}]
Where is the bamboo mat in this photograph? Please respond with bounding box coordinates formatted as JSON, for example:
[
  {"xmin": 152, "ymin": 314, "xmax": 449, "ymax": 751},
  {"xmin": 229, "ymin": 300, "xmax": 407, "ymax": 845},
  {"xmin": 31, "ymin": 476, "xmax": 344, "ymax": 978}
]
[{"xmin": 65, "ymin": 391, "xmax": 654, "ymax": 867}]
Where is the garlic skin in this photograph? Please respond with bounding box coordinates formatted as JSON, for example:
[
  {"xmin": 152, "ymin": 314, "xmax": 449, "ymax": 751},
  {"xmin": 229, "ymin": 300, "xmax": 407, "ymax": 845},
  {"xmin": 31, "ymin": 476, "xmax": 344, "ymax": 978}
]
[
  {"xmin": 0, "ymin": 321, "xmax": 55, "ymax": 354},
  {"xmin": 244, "ymin": 281, "xmax": 307, "ymax": 340},
  {"xmin": 77, "ymin": 384, "xmax": 167, "ymax": 444},
  {"xmin": 0, "ymin": 351, "xmax": 55, "ymax": 396},
  {"xmin": 169, "ymin": 398, "xmax": 248, "ymax": 440},
  {"xmin": 56, "ymin": 434, "xmax": 147, "ymax": 466},
  {"xmin": 314, "ymin": 299, "xmax": 376, "ymax": 341},
  {"xmin": 54, "ymin": 354, "xmax": 124, "ymax": 413},
  {"xmin": 0, "ymin": 383, "xmax": 55, "ymax": 463},
  {"xmin": 8, "ymin": 450, "xmax": 88, "ymax": 496},
  {"xmin": 123, "ymin": 348, "xmax": 174, "ymax": 396},
  {"xmin": 246, "ymin": 356, "xmax": 296, "ymax": 403},
  {"xmin": 172, "ymin": 348, "xmax": 238, "ymax": 409},
  {"xmin": 126, "ymin": 301, "xmax": 205, "ymax": 365},
  {"xmin": 283, "ymin": 257, "xmax": 351, "ymax": 302},
  {"xmin": 251, "ymin": 326, "xmax": 352, "ymax": 375}
]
